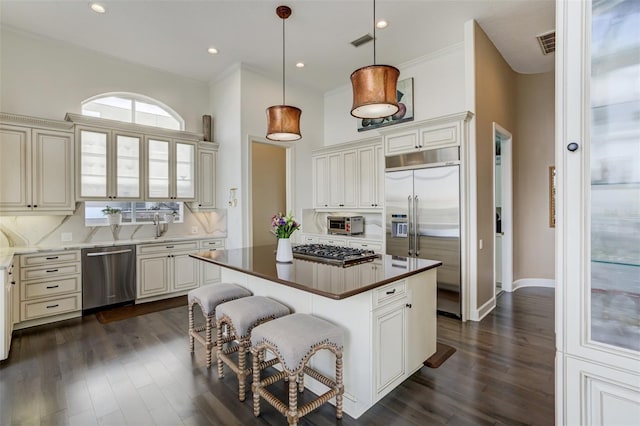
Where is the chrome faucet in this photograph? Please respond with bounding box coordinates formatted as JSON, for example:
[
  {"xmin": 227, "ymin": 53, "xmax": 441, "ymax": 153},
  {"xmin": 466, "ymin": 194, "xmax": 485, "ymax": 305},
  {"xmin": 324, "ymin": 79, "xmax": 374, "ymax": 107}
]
[{"xmin": 152, "ymin": 212, "xmax": 168, "ymax": 238}]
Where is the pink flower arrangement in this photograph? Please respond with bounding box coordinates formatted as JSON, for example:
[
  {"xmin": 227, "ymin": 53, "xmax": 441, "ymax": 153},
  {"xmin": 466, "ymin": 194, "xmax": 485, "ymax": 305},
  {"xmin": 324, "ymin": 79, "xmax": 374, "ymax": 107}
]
[{"xmin": 271, "ymin": 211, "xmax": 300, "ymax": 239}]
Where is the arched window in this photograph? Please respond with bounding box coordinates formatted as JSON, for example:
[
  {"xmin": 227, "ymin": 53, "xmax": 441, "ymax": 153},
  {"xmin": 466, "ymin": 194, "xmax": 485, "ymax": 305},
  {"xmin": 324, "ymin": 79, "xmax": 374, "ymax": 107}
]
[{"xmin": 81, "ymin": 92, "xmax": 185, "ymax": 130}]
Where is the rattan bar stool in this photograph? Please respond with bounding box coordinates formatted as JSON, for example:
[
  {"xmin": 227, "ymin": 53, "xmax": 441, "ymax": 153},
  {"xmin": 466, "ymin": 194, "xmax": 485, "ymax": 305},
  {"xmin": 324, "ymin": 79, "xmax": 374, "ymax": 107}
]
[
  {"xmin": 188, "ymin": 283, "xmax": 252, "ymax": 368},
  {"xmin": 215, "ymin": 296, "xmax": 291, "ymax": 401},
  {"xmin": 250, "ymin": 313, "xmax": 344, "ymax": 426}
]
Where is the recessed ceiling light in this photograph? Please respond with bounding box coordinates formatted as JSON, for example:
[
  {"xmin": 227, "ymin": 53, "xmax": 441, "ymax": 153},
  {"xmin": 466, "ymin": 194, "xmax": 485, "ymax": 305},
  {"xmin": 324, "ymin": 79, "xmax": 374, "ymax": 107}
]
[
  {"xmin": 295, "ymin": 62, "xmax": 305, "ymax": 68},
  {"xmin": 376, "ymin": 20, "xmax": 388, "ymax": 29},
  {"xmin": 90, "ymin": 3, "xmax": 106, "ymax": 14},
  {"xmin": 207, "ymin": 47, "xmax": 219, "ymax": 55}
]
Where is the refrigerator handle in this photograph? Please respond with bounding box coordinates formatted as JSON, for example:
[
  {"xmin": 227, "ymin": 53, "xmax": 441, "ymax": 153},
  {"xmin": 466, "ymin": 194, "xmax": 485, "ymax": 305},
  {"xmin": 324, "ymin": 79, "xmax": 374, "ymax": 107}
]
[
  {"xmin": 414, "ymin": 195, "xmax": 420, "ymax": 256},
  {"xmin": 407, "ymin": 195, "xmax": 413, "ymax": 256}
]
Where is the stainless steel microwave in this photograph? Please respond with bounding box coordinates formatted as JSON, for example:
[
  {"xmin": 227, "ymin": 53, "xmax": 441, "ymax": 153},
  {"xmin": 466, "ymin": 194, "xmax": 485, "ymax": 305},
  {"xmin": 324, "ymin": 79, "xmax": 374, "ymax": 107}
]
[{"xmin": 327, "ymin": 216, "xmax": 364, "ymax": 235}]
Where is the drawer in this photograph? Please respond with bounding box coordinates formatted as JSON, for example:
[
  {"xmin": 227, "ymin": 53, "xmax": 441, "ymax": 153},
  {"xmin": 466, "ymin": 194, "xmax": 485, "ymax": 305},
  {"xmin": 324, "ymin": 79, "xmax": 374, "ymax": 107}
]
[
  {"xmin": 317, "ymin": 237, "xmax": 347, "ymax": 247},
  {"xmin": 21, "ymin": 293, "xmax": 81, "ymax": 321},
  {"xmin": 348, "ymin": 240, "xmax": 383, "ymax": 252},
  {"xmin": 21, "ymin": 263, "xmax": 81, "ymax": 281},
  {"xmin": 199, "ymin": 239, "xmax": 225, "ymax": 250},
  {"xmin": 20, "ymin": 250, "xmax": 80, "ymax": 267},
  {"xmin": 21, "ymin": 275, "xmax": 81, "ymax": 301},
  {"xmin": 373, "ymin": 280, "xmax": 407, "ymax": 308},
  {"xmin": 137, "ymin": 241, "xmax": 199, "ymax": 255}
]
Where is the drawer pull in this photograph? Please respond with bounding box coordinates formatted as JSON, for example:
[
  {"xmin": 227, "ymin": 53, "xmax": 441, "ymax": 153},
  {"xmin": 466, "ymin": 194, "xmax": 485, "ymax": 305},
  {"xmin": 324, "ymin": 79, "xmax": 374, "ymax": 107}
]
[
  {"xmin": 46, "ymin": 285, "xmax": 59, "ymax": 289},
  {"xmin": 46, "ymin": 269, "xmax": 59, "ymax": 273},
  {"xmin": 46, "ymin": 256, "xmax": 59, "ymax": 260},
  {"xmin": 361, "ymin": 244, "xmax": 368, "ymax": 247},
  {"xmin": 166, "ymin": 246, "xmax": 175, "ymax": 249},
  {"xmin": 46, "ymin": 304, "xmax": 59, "ymax": 309},
  {"xmin": 386, "ymin": 289, "xmax": 396, "ymax": 295}
]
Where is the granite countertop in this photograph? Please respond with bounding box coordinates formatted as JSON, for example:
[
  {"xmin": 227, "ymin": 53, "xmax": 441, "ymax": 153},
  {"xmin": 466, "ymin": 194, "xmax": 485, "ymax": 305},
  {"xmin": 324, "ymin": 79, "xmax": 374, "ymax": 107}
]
[
  {"xmin": 190, "ymin": 245, "xmax": 441, "ymax": 300},
  {"xmin": 0, "ymin": 233, "xmax": 227, "ymax": 270}
]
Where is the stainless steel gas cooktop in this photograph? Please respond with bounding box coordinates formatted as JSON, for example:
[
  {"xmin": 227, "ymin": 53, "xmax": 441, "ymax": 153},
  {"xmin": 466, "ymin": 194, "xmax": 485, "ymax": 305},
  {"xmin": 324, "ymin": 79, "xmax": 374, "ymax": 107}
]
[{"xmin": 292, "ymin": 244, "xmax": 378, "ymax": 266}]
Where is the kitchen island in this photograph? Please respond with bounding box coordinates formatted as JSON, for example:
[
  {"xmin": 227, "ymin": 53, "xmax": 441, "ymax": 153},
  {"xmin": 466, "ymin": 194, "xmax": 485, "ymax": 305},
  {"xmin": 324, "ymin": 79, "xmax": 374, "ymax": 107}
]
[{"xmin": 190, "ymin": 245, "xmax": 441, "ymax": 419}]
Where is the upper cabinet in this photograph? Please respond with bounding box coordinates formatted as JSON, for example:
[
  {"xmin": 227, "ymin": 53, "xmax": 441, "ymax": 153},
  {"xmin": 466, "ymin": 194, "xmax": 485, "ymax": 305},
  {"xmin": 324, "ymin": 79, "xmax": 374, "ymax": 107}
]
[
  {"xmin": 76, "ymin": 126, "xmax": 143, "ymax": 200},
  {"xmin": 380, "ymin": 114, "xmax": 466, "ymax": 156},
  {"xmin": 312, "ymin": 138, "xmax": 382, "ymax": 210},
  {"xmin": 146, "ymin": 137, "xmax": 196, "ymax": 201},
  {"xmin": 192, "ymin": 143, "xmax": 219, "ymax": 210},
  {"xmin": 66, "ymin": 113, "xmax": 205, "ymax": 203},
  {"xmin": 0, "ymin": 114, "xmax": 75, "ymax": 215}
]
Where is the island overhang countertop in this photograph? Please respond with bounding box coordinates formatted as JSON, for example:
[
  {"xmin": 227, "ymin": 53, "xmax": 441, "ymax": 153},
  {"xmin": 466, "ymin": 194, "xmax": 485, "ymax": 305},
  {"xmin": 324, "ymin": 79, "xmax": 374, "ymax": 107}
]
[{"xmin": 190, "ymin": 244, "xmax": 441, "ymax": 300}]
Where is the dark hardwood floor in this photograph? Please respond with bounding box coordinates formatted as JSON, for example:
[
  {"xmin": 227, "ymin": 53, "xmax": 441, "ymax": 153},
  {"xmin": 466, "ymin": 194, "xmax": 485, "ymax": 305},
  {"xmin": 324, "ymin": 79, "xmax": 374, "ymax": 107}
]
[{"xmin": 0, "ymin": 287, "xmax": 555, "ymax": 425}]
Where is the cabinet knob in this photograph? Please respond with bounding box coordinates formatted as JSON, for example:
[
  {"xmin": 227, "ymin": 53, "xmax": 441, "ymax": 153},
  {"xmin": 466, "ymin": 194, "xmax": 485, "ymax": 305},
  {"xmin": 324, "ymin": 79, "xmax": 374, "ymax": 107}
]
[
  {"xmin": 33, "ymin": 205, "xmax": 38, "ymax": 208},
  {"xmin": 27, "ymin": 205, "xmax": 31, "ymax": 208},
  {"xmin": 406, "ymin": 303, "xmax": 412, "ymax": 308},
  {"xmin": 567, "ymin": 142, "xmax": 579, "ymax": 152}
]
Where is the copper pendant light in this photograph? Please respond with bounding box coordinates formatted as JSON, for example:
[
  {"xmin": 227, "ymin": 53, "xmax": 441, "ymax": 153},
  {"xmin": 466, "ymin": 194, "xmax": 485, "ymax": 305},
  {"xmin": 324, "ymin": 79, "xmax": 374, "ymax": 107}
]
[
  {"xmin": 350, "ymin": 0, "xmax": 399, "ymax": 119},
  {"xmin": 266, "ymin": 5, "xmax": 301, "ymax": 141}
]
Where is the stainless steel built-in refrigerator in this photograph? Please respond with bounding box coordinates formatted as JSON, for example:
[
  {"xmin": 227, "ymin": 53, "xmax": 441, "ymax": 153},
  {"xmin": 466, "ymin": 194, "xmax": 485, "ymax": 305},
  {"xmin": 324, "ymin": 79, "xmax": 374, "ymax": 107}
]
[{"xmin": 385, "ymin": 148, "xmax": 461, "ymax": 317}]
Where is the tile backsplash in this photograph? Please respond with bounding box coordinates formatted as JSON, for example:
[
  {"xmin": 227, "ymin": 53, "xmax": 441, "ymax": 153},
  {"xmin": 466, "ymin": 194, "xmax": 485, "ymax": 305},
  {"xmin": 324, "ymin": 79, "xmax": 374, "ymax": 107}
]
[{"xmin": 0, "ymin": 203, "xmax": 226, "ymax": 247}]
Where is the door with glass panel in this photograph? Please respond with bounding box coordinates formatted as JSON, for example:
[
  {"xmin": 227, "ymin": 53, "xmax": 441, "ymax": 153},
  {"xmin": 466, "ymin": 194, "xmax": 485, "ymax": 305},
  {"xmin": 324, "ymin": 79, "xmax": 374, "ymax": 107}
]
[
  {"xmin": 146, "ymin": 138, "xmax": 195, "ymax": 201},
  {"xmin": 77, "ymin": 127, "xmax": 142, "ymax": 200},
  {"xmin": 557, "ymin": 1, "xmax": 640, "ymax": 424}
]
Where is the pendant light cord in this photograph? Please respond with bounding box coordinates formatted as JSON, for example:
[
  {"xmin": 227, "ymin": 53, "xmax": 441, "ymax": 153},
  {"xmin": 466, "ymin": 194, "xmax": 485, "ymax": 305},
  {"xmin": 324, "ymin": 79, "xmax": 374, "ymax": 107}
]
[
  {"xmin": 282, "ymin": 15, "xmax": 286, "ymax": 105},
  {"xmin": 373, "ymin": 0, "xmax": 376, "ymax": 65}
]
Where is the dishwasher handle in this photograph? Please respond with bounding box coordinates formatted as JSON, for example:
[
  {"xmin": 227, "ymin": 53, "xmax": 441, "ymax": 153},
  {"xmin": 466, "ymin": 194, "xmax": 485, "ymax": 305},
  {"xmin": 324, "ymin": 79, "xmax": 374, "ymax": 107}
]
[{"xmin": 86, "ymin": 249, "xmax": 133, "ymax": 257}]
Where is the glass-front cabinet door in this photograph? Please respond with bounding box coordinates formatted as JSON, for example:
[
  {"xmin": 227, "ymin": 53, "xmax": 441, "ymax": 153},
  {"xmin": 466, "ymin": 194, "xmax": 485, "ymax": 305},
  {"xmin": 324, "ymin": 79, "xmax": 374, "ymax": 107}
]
[
  {"xmin": 557, "ymin": 1, "xmax": 640, "ymax": 425},
  {"xmin": 113, "ymin": 133, "xmax": 142, "ymax": 199},
  {"xmin": 78, "ymin": 127, "xmax": 142, "ymax": 200},
  {"xmin": 78, "ymin": 128, "xmax": 108, "ymax": 199},
  {"xmin": 146, "ymin": 138, "xmax": 195, "ymax": 200},
  {"xmin": 147, "ymin": 138, "xmax": 170, "ymax": 199},
  {"xmin": 174, "ymin": 140, "xmax": 195, "ymax": 200}
]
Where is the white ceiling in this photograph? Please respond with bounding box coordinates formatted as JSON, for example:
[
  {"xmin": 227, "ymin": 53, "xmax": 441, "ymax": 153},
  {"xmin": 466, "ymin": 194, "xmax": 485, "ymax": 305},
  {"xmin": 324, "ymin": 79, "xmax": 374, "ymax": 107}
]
[{"xmin": 0, "ymin": 0, "xmax": 555, "ymax": 93}]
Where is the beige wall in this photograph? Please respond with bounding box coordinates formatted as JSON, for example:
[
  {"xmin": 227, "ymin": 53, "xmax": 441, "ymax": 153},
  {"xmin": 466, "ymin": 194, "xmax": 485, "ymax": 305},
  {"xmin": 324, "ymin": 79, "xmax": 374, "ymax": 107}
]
[
  {"xmin": 472, "ymin": 22, "xmax": 517, "ymax": 307},
  {"xmin": 514, "ymin": 72, "xmax": 555, "ymax": 280},
  {"xmin": 251, "ymin": 142, "xmax": 286, "ymax": 246}
]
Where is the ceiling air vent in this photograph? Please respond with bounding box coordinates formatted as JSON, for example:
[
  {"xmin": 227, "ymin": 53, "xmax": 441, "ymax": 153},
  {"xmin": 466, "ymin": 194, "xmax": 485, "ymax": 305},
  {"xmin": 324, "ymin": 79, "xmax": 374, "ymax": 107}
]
[
  {"xmin": 351, "ymin": 33, "xmax": 374, "ymax": 47},
  {"xmin": 536, "ymin": 31, "xmax": 556, "ymax": 55}
]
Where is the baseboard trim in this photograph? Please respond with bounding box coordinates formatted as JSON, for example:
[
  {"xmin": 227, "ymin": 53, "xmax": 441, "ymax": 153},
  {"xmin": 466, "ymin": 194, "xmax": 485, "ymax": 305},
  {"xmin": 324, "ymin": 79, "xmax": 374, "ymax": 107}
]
[
  {"xmin": 513, "ymin": 278, "xmax": 556, "ymax": 291},
  {"xmin": 469, "ymin": 297, "xmax": 495, "ymax": 322}
]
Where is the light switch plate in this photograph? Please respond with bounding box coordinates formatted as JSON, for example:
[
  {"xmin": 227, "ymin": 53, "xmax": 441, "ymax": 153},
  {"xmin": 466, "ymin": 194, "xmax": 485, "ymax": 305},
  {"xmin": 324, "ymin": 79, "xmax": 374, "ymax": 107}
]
[{"xmin": 61, "ymin": 232, "xmax": 72, "ymax": 242}]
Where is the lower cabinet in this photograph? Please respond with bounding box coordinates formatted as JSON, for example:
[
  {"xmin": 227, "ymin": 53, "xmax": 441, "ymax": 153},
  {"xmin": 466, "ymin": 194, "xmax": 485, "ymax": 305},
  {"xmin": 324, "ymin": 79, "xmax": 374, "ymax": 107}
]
[
  {"xmin": 137, "ymin": 241, "xmax": 200, "ymax": 299},
  {"xmin": 199, "ymin": 239, "xmax": 225, "ymax": 286},
  {"xmin": 371, "ymin": 271, "xmax": 437, "ymax": 402},
  {"xmin": 18, "ymin": 250, "xmax": 82, "ymax": 323},
  {"xmin": 1, "ymin": 260, "xmax": 15, "ymax": 361},
  {"xmin": 373, "ymin": 300, "xmax": 407, "ymax": 396}
]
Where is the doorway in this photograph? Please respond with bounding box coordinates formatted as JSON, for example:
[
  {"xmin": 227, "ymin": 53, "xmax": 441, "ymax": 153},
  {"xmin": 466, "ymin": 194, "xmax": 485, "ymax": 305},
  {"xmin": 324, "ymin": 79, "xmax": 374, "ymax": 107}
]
[
  {"xmin": 493, "ymin": 123, "xmax": 513, "ymax": 294},
  {"xmin": 250, "ymin": 141, "xmax": 288, "ymax": 246}
]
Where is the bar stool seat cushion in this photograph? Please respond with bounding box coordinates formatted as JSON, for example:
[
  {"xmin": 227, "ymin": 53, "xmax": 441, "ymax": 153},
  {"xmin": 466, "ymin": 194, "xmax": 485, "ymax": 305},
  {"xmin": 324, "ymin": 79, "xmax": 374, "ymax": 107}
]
[
  {"xmin": 216, "ymin": 296, "xmax": 290, "ymax": 338},
  {"xmin": 251, "ymin": 313, "xmax": 344, "ymax": 373},
  {"xmin": 188, "ymin": 283, "xmax": 252, "ymax": 316}
]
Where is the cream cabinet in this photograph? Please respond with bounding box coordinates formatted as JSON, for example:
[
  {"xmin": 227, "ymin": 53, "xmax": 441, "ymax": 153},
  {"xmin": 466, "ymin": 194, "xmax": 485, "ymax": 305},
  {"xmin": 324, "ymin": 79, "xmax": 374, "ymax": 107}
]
[
  {"xmin": 192, "ymin": 143, "xmax": 219, "ymax": 210},
  {"xmin": 137, "ymin": 241, "xmax": 199, "ymax": 299},
  {"xmin": 382, "ymin": 118, "xmax": 462, "ymax": 156},
  {"xmin": 0, "ymin": 119, "xmax": 75, "ymax": 214},
  {"xmin": 17, "ymin": 250, "xmax": 82, "ymax": 323},
  {"xmin": 312, "ymin": 138, "xmax": 383, "ymax": 210},
  {"xmin": 146, "ymin": 137, "xmax": 196, "ymax": 201},
  {"xmin": 372, "ymin": 271, "xmax": 436, "ymax": 402},
  {"xmin": 199, "ymin": 239, "xmax": 225, "ymax": 285},
  {"xmin": 1, "ymin": 260, "xmax": 15, "ymax": 361},
  {"xmin": 76, "ymin": 125, "xmax": 143, "ymax": 200}
]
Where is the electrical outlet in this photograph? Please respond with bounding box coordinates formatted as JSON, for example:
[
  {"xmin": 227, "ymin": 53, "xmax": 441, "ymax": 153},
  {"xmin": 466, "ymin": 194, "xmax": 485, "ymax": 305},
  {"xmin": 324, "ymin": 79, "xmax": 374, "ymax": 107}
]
[
  {"xmin": 61, "ymin": 232, "xmax": 72, "ymax": 242},
  {"xmin": 191, "ymin": 226, "xmax": 199, "ymax": 234}
]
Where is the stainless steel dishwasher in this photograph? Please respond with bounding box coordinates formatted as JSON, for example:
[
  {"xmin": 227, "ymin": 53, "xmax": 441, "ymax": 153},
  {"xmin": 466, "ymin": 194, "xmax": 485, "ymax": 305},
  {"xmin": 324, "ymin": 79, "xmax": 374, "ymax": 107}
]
[{"xmin": 82, "ymin": 245, "xmax": 136, "ymax": 312}]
